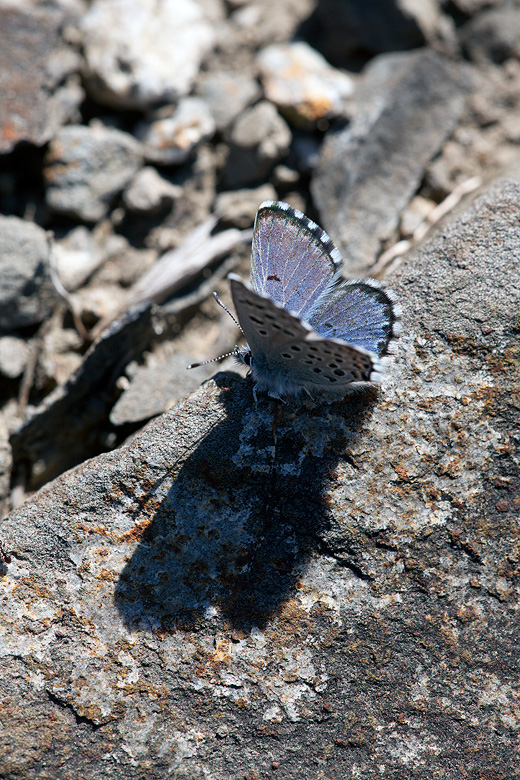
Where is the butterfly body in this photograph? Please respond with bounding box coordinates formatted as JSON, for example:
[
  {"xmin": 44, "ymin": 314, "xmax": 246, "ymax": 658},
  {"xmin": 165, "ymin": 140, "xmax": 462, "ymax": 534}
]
[{"xmin": 229, "ymin": 201, "xmax": 401, "ymax": 400}]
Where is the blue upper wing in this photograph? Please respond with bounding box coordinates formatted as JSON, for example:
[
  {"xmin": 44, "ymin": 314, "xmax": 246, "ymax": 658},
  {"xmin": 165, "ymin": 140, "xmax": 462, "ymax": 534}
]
[
  {"xmin": 308, "ymin": 279, "xmax": 402, "ymax": 357},
  {"xmin": 250, "ymin": 201, "xmax": 342, "ymax": 321}
]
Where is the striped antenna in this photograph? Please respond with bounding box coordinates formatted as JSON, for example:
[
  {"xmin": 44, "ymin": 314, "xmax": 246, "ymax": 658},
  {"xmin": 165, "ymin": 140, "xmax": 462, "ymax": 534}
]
[{"xmin": 187, "ymin": 291, "xmax": 243, "ymax": 369}]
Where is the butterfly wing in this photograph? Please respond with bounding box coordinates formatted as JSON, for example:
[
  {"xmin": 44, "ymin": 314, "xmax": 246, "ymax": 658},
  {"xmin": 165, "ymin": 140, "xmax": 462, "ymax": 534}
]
[
  {"xmin": 309, "ymin": 278, "xmax": 402, "ymax": 357},
  {"xmin": 230, "ymin": 275, "xmax": 381, "ymax": 396},
  {"xmin": 251, "ymin": 201, "xmax": 342, "ymax": 321}
]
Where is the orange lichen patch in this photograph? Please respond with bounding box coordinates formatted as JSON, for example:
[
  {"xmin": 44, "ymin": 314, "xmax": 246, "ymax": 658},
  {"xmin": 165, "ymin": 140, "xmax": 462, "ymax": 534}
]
[
  {"xmin": 22, "ymin": 582, "xmax": 52, "ymax": 599},
  {"xmin": 488, "ymin": 342, "xmax": 519, "ymax": 375},
  {"xmin": 90, "ymin": 525, "xmax": 111, "ymax": 536},
  {"xmin": 456, "ymin": 605, "xmax": 479, "ymax": 624},
  {"xmin": 440, "ymin": 619, "xmax": 458, "ymax": 647},
  {"xmin": 392, "ymin": 464, "xmax": 413, "ymax": 482},
  {"xmin": 119, "ymin": 518, "xmax": 152, "ymax": 543},
  {"xmin": 98, "ymin": 569, "xmax": 118, "ymax": 582},
  {"xmin": 470, "ymin": 386, "xmax": 496, "ymax": 403},
  {"xmin": 271, "ymin": 598, "xmax": 314, "ymax": 642},
  {"xmin": 1, "ymin": 120, "xmax": 21, "ymax": 144},
  {"xmin": 212, "ymin": 640, "xmax": 232, "ymax": 665}
]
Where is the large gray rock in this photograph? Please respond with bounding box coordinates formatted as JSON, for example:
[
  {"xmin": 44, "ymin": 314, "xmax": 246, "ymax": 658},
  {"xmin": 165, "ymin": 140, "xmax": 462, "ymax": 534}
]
[
  {"xmin": 312, "ymin": 49, "xmax": 469, "ymax": 276},
  {"xmin": 45, "ymin": 124, "xmax": 143, "ymax": 222},
  {"xmin": 81, "ymin": 0, "xmax": 218, "ymax": 109},
  {"xmin": 0, "ymin": 3, "xmax": 83, "ymax": 153},
  {"xmin": 0, "ymin": 178, "xmax": 519, "ymax": 778},
  {"xmin": 0, "ymin": 216, "xmax": 57, "ymax": 332}
]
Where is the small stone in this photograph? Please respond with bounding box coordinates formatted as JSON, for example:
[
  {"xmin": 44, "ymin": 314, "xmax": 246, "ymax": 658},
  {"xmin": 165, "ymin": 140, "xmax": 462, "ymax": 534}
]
[
  {"xmin": 45, "ymin": 124, "xmax": 143, "ymax": 222},
  {"xmin": 0, "ymin": 216, "xmax": 57, "ymax": 332},
  {"xmin": 224, "ymin": 101, "xmax": 291, "ymax": 188},
  {"xmin": 195, "ymin": 71, "xmax": 261, "ymax": 131},
  {"xmin": 40, "ymin": 329, "xmax": 84, "ymax": 386},
  {"xmin": 136, "ymin": 98, "xmax": 216, "ymax": 166},
  {"xmin": 272, "ymin": 165, "xmax": 301, "ymax": 186},
  {"xmin": 257, "ymin": 42, "xmax": 355, "ymax": 126},
  {"xmin": 53, "ymin": 226, "xmax": 102, "ymax": 292},
  {"xmin": 81, "ymin": 0, "xmax": 217, "ymax": 109},
  {"xmin": 215, "ymin": 184, "xmax": 277, "ymax": 228},
  {"xmin": 0, "ymin": 337, "xmax": 29, "ymax": 379},
  {"xmin": 123, "ymin": 167, "xmax": 182, "ymax": 213},
  {"xmin": 461, "ymin": 7, "xmax": 520, "ymax": 64}
]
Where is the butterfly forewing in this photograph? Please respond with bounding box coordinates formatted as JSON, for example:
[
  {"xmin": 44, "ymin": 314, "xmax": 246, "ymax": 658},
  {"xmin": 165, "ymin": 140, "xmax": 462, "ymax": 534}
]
[
  {"xmin": 230, "ymin": 275, "xmax": 312, "ymax": 359},
  {"xmin": 309, "ymin": 279, "xmax": 402, "ymax": 356},
  {"xmin": 251, "ymin": 201, "xmax": 342, "ymax": 321}
]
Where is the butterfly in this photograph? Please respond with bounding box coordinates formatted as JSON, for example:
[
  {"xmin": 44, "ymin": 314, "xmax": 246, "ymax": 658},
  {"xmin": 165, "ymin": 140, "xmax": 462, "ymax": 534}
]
[{"xmin": 190, "ymin": 201, "xmax": 401, "ymax": 400}]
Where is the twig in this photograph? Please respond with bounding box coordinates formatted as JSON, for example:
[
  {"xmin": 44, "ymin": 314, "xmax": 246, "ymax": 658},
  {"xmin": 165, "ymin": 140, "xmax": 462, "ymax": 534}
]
[
  {"xmin": 370, "ymin": 176, "xmax": 482, "ymax": 277},
  {"xmin": 47, "ymin": 231, "xmax": 90, "ymax": 341},
  {"xmin": 90, "ymin": 217, "xmax": 252, "ymax": 341}
]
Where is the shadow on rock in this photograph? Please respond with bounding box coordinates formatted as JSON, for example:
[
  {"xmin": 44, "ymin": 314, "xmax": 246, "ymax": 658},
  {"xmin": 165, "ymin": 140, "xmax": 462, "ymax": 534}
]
[{"xmin": 114, "ymin": 373, "xmax": 379, "ymax": 632}]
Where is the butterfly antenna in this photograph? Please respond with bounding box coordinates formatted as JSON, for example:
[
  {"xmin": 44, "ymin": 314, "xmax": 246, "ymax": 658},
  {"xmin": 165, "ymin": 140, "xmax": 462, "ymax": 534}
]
[
  {"xmin": 187, "ymin": 292, "xmax": 244, "ymax": 369},
  {"xmin": 187, "ymin": 346, "xmax": 240, "ymax": 370},
  {"xmin": 213, "ymin": 291, "xmax": 243, "ymax": 333}
]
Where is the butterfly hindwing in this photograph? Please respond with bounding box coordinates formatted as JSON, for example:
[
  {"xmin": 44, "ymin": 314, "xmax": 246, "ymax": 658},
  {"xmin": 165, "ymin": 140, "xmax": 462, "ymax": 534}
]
[{"xmin": 309, "ymin": 279, "xmax": 402, "ymax": 357}]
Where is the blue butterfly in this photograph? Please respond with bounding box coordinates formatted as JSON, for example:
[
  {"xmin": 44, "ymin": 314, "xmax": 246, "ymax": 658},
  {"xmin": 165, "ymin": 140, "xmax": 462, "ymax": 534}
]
[{"xmin": 191, "ymin": 201, "xmax": 401, "ymax": 400}]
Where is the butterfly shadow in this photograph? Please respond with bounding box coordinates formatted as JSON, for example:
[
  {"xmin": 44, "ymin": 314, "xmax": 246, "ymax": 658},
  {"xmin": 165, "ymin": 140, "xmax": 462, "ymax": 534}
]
[{"xmin": 114, "ymin": 372, "xmax": 380, "ymax": 633}]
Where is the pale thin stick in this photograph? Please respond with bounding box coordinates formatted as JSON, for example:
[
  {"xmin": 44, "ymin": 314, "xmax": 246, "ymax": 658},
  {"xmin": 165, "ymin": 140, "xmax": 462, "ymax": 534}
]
[
  {"xmin": 47, "ymin": 231, "xmax": 90, "ymax": 341},
  {"xmin": 370, "ymin": 176, "xmax": 482, "ymax": 277},
  {"xmin": 90, "ymin": 219, "xmax": 253, "ymax": 341}
]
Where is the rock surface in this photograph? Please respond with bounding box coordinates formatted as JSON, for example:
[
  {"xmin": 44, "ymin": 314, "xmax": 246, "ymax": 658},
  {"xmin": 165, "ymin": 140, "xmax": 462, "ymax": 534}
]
[
  {"xmin": 0, "ymin": 3, "xmax": 83, "ymax": 153},
  {"xmin": 45, "ymin": 124, "xmax": 143, "ymax": 221},
  {"xmin": 224, "ymin": 101, "xmax": 292, "ymax": 188},
  {"xmin": 1, "ymin": 178, "xmax": 518, "ymax": 778},
  {"xmin": 136, "ymin": 98, "xmax": 216, "ymax": 165},
  {"xmin": 306, "ymin": 0, "xmax": 454, "ymax": 63},
  {"xmin": 257, "ymin": 41, "xmax": 355, "ymax": 125},
  {"xmin": 195, "ymin": 70, "xmax": 261, "ymax": 131},
  {"xmin": 81, "ymin": 0, "xmax": 217, "ymax": 109},
  {"xmin": 0, "ymin": 216, "xmax": 57, "ymax": 332},
  {"xmin": 312, "ymin": 49, "xmax": 469, "ymax": 275}
]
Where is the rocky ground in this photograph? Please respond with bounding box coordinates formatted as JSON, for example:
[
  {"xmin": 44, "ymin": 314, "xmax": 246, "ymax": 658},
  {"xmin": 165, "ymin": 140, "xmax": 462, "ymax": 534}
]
[{"xmin": 0, "ymin": 1, "xmax": 519, "ymax": 778}]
